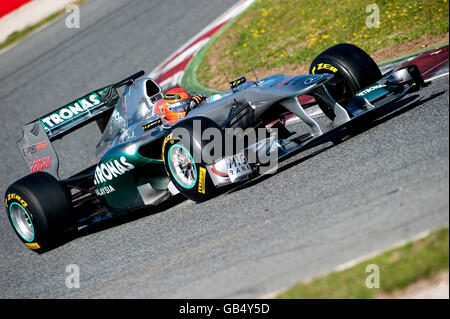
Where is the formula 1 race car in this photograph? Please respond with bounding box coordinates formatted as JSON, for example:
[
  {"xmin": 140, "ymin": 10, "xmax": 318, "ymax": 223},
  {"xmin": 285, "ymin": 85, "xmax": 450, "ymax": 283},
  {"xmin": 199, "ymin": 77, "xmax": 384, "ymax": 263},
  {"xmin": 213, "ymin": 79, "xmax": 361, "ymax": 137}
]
[{"xmin": 5, "ymin": 43, "xmax": 426, "ymax": 252}]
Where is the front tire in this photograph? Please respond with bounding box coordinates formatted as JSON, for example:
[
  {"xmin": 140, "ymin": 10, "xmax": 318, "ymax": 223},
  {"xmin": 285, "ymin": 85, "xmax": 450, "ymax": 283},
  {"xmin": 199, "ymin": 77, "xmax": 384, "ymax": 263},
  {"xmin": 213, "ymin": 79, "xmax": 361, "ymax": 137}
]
[
  {"xmin": 309, "ymin": 43, "xmax": 382, "ymax": 107},
  {"xmin": 5, "ymin": 172, "xmax": 75, "ymax": 253},
  {"xmin": 162, "ymin": 117, "xmax": 223, "ymax": 202}
]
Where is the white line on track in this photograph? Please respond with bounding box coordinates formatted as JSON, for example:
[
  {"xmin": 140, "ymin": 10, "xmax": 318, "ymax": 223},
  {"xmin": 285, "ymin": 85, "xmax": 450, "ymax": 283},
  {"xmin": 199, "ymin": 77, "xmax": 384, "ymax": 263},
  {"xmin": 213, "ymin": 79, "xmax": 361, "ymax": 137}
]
[
  {"xmin": 155, "ymin": 38, "xmax": 210, "ymax": 77},
  {"xmin": 159, "ymin": 70, "xmax": 184, "ymax": 90},
  {"xmin": 149, "ymin": 0, "xmax": 255, "ymax": 79},
  {"xmin": 425, "ymin": 71, "xmax": 449, "ymax": 83}
]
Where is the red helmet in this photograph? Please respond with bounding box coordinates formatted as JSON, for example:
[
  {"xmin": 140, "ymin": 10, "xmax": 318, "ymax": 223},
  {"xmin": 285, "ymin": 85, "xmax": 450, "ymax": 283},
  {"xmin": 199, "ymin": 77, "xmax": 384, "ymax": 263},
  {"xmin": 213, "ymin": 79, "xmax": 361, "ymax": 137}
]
[{"xmin": 161, "ymin": 88, "xmax": 191, "ymax": 122}]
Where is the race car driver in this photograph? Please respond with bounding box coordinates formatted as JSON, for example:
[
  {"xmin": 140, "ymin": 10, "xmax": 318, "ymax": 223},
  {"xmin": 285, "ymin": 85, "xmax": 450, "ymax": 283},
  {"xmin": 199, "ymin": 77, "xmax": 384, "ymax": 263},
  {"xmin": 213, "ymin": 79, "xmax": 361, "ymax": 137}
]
[{"xmin": 160, "ymin": 88, "xmax": 207, "ymax": 122}]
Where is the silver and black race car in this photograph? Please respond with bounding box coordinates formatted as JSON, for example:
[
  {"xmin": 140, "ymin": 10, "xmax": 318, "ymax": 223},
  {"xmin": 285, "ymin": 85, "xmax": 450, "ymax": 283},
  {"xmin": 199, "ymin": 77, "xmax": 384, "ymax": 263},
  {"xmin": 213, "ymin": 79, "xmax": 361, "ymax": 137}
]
[{"xmin": 5, "ymin": 44, "xmax": 426, "ymax": 252}]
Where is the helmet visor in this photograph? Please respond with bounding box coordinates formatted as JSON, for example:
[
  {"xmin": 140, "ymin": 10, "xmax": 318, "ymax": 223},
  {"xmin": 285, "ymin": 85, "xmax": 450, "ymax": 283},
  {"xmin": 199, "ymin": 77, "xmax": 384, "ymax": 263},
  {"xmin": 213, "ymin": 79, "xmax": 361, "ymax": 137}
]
[
  {"xmin": 166, "ymin": 99, "xmax": 190, "ymax": 112},
  {"xmin": 164, "ymin": 93, "xmax": 182, "ymax": 100}
]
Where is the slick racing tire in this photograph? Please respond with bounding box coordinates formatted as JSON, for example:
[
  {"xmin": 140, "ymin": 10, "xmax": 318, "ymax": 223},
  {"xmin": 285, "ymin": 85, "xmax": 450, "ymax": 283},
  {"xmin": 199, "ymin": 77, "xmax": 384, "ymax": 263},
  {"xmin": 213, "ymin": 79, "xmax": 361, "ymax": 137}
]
[
  {"xmin": 163, "ymin": 116, "xmax": 224, "ymax": 202},
  {"xmin": 5, "ymin": 172, "xmax": 75, "ymax": 253},
  {"xmin": 309, "ymin": 43, "xmax": 382, "ymax": 107}
]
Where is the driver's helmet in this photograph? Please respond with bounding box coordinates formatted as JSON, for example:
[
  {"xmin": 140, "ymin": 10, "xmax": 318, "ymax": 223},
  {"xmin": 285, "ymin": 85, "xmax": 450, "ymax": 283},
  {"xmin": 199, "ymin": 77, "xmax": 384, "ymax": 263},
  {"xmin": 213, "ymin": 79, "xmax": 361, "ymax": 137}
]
[{"xmin": 161, "ymin": 88, "xmax": 191, "ymax": 121}]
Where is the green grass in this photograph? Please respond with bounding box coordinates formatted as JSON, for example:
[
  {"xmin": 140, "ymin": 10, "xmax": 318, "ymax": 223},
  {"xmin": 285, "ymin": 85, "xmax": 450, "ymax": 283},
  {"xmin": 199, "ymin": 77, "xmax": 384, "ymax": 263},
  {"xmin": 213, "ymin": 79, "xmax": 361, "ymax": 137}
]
[
  {"xmin": 276, "ymin": 227, "xmax": 449, "ymax": 299},
  {"xmin": 0, "ymin": 0, "xmax": 86, "ymax": 51},
  {"xmin": 198, "ymin": 0, "xmax": 449, "ymax": 85}
]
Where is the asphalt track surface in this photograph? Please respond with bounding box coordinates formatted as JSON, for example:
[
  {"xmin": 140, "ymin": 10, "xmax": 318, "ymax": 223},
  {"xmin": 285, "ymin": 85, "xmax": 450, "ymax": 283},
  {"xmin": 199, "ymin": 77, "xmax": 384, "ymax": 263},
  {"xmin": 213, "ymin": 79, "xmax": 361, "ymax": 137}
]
[{"xmin": 0, "ymin": 0, "xmax": 448, "ymax": 298}]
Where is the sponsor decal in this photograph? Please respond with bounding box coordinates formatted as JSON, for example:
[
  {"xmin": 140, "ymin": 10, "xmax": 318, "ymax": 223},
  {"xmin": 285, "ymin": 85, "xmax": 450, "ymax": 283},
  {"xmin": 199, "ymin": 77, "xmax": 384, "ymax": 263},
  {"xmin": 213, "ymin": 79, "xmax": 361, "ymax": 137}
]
[
  {"xmin": 356, "ymin": 83, "xmax": 387, "ymax": 96},
  {"xmin": 162, "ymin": 133, "xmax": 173, "ymax": 175},
  {"xmin": 21, "ymin": 141, "xmax": 48, "ymax": 156},
  {"xmin": 142, "ymin": 118, "xmax": 162, "ymax": 132},
  {"xmin": 94, "ymin": 156, "xmax": 135, "ymax": 185},
  {"xmin": 6, "ymin": 193, "xmax": 28, "ymax": 208},
  {"xmin": 198, "ymin": 167, "xmax": 206, "ymax": 194},
  {"xmin": 210, "ymin": 94, "xmax": 223, "ymax": 102},
  {"xmin": 25, "ymin": 242, "xmax": 41, "ymax": 250},
  {"xmin": 211, "ymin": 163, "xmax": 228, "ymax": 177},
  {"xmin": 29, "ymin": 156, "xmax": 51, "ymax": 173},
  {"xmin": 227, "ymin": 153, "xmax": 251, "ymax": 183},
  {"xmin": 40, "ymin": 93, "xmax": 102, "ymax": 131},
  {"xmin": 110, "ymin": 109, "xmax": 127, "ymax": 132},
  {"xmin": 311, "ymin": 63, "xmax": 338, "ymax": 74},
  {"xmin": 163, "ymin": 133, "xmax": 173, "ymax": 149},
  {"xmin": 230, "ymin": 76, "xmax": 246, "ymax": 89},
  {"xmin": 304, "ymin": 75, "xmax": 323, "ymax": 85},
  {"xmin": 95, "ymin": 185, "xmax": 116, "ymax": 196}
]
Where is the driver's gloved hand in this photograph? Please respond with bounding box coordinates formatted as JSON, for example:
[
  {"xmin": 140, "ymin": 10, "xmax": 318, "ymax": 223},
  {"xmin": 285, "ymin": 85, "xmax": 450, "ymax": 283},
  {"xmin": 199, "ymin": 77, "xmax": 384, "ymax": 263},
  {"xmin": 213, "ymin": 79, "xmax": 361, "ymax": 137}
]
[
  {"xmin": 186, "ymin": 94, "xmax": 207, "ymax": 114},
  {"xmin": 192, "ymin": 94, "xmax": 206, "ymax": 105}
]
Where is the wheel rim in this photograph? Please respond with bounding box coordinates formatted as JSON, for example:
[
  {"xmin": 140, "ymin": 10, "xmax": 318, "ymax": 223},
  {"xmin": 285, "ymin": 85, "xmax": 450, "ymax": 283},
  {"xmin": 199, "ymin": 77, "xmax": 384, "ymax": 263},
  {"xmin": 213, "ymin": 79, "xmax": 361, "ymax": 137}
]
[
  {"xmin": 9, "ymin": 202, "xmax": 35, "ymax": 242},
  {"xmin": 168, "ymin": 144, "xmax": 197, "ymax": 189}
]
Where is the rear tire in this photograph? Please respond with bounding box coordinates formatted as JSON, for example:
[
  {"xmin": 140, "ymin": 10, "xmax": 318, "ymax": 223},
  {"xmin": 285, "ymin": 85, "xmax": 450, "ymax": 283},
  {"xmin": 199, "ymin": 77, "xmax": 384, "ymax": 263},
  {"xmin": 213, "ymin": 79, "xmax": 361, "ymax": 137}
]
[
  {"xmin": 5, "ymin": 172, "xmax": 75, "ymax": 253},
  {"xmin": 309, "ymin": 43, "xmax": 382, "ymax": 107}
]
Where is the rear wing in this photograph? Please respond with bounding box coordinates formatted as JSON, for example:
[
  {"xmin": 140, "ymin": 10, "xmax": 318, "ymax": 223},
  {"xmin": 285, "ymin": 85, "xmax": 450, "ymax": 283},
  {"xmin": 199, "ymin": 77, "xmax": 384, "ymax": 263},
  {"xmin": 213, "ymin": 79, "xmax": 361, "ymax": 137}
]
[
  {"xmin": 16, "ymin": 71, "xmax": 145, "ymax": 180},
  {"xmin": 37, "ymin": 85, "xmax": 119, "ymax": 140}
]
